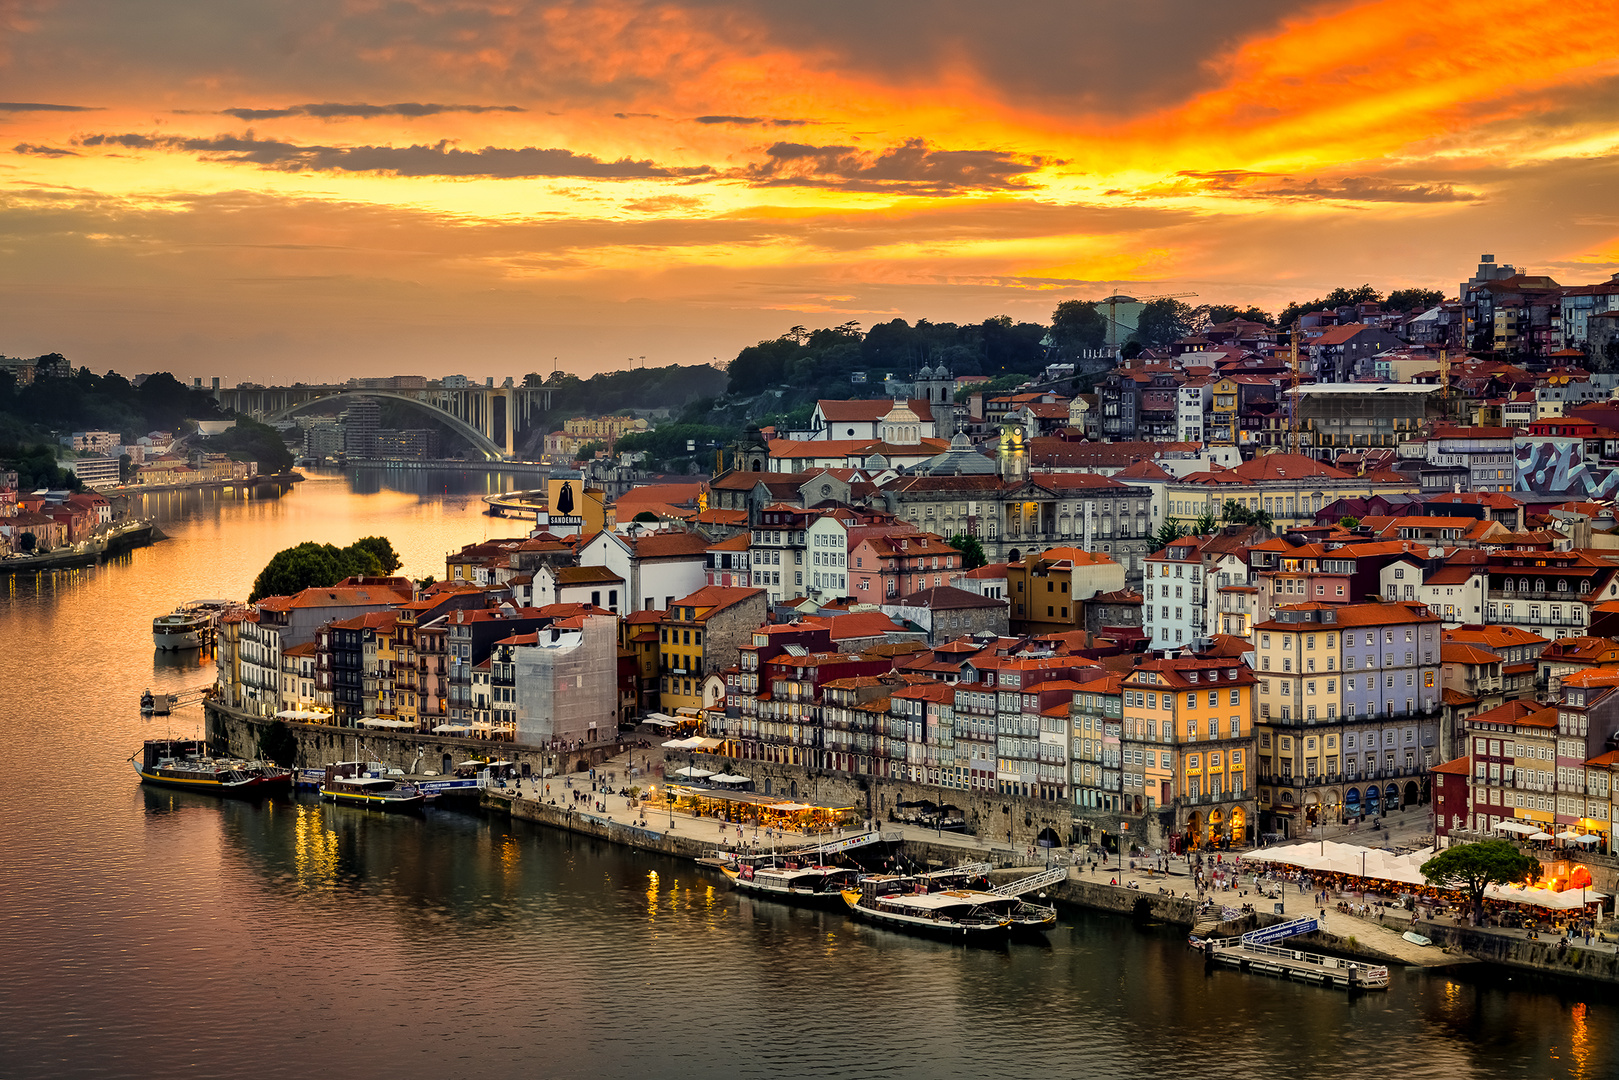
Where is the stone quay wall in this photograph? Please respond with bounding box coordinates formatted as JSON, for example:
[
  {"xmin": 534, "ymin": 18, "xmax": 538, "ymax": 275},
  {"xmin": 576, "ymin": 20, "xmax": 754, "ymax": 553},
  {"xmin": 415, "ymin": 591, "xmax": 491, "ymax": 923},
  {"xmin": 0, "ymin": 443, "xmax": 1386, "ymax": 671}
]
[
  {"xmin": 206, "ymin": 701, "xmax": 634, "ymax": 777},
  {"xmin": 1412, "ymin": 921, "xmax": 1619, "ymax": 985}
]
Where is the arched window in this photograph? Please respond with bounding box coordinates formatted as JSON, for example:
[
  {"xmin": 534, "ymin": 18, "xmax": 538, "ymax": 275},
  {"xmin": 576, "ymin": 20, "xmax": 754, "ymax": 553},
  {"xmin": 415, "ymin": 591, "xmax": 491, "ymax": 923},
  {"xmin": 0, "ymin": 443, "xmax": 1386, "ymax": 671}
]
[
  {"xmin": 1558, "ymin": 580, "xmax": 1569, "ymax": 592},
  {"xmin": 1535, "ymin": 579, "xmax": 1545, "ymax": 593},
  {"xmin": 1503, "ymin": 579, "xmax": 1514, "ymax": 593},
  {"xmin": 1520, "ymin": 578, "xmax": 1529, "ymax": 592}
]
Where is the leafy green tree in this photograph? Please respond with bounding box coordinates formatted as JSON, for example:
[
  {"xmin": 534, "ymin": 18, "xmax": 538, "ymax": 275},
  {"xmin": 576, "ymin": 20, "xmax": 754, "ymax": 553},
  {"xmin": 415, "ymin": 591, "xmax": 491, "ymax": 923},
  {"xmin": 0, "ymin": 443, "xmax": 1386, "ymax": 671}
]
[
  {"xmin": 415, "ymin": 575, "xmax": 436, "ymax": 590},
  {"xmin": 1193, "ymin": 511, "xmax": 1218, "ymax": 535},
  {"xmin": 1386, "ymin": 288, "xmax": 1445, "ymax": 313},
  {"xmin": 1133, "ymin": 298, "xmax": 1197, "ymax": 349},
  {"xmin": 947, "ymin": 533, "xmax": 988, "ymax": 570},
  {"xmin": 1120, "ymin": 340, "xmax": 1144, "ymax": 361},
  {"xmin": 249, "ymin": 538, "xmax": 393, "ymax": 602},
  {"xmin": 574, "ymin": 440, "xmax": 606, "ymax": 461},
  {"xmin": 118, "ymin": 453, "xmax": 135, "ymax": 484},
  {"xmin": 1421, "ymin": 840, "xmax": 1540, "ymax": 923},
  {"xmin": 205, "ymin": 416, "xmax": 293, "ymax": 472},
  {"xmin": 17, "ymin": 531, "xmax": 37, "ymax": 553},
  {"xmin": 1221, "ymin": 500, "xmax": 1273, "ymax": 530},
  {"xmin": 1338, "ymin": 516, "xmax": 1361, "ymax": 529},
  {"xmin": 1050, "ymin": 300, "xmax": 1107, "ymax": 355},
  {"xmin": 1153, "ymin": 519, "xmax": 1189, "ymax": 551},
  {"xmin": 0, "ymin": 443, "xmax": 82, "ymax": 491},
  {"xmin": 633, "ymin": 510, "xmax": 660, "ymax": 523},
  {"xmin": 350, "ymin": 536, "xmax": 402, "ymax": 575},
  {"xmin": 1201, "ymin": 304, "xmax": 1275, "ymax": 327}
]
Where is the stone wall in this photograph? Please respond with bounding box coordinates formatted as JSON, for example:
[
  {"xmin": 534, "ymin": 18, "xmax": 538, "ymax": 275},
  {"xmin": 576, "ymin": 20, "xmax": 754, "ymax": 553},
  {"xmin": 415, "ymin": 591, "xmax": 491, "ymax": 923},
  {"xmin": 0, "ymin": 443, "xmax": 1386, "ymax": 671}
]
[
  {"xmin": 1416, "ymin": 920, "xmax": 1619, "ymax": 985},
  {"xmin": 206, "ymin": 701, "xmax": 633, "ymax": 777}
]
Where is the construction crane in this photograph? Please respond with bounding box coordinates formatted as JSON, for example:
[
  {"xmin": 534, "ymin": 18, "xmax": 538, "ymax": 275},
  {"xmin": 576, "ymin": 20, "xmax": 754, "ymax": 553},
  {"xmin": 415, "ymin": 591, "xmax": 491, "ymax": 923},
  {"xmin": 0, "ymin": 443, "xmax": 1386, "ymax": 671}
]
[
  {"xmin": 1100, "ymin": 291, "xmax": 1198, "ymax": 354},
  {"xmin": 1287, "ymin": 319, "xmax": 1303, "ymax": 455}
]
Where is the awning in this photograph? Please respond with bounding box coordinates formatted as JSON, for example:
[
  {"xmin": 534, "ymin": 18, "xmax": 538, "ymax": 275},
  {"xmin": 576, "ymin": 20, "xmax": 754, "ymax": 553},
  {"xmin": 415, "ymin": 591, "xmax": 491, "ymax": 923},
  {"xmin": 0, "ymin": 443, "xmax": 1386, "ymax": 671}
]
[
  {"xmin": 358, "ymin": 718, "xmax": 412, "ymax": 728},
  {"xmin": 694, "ymin": 737, "xmax": 724, "ymax": 750},
  {"xmin": 643, "ymin": 715, "xmax": 678, "ymax": 727},
  {"xmin": 1572, "ymin": 833, "xmax": 1601, "ymax": 844},
  {"xmin": 1528, "ymin": 832, "xmax": 1554, "ymax": 841},
  {"xmin": 1555, "ymin": 830, "xmax": 1581, "ymax": 841},
  {"xmin": 662, "ymin": 737, "xmax": 701, "ymax": 749},
  {"xmin": 674, "ymin": 766, "xmax": 714, "ymax": 778},
  {"xmin": 1495, "ymin": 821, "xmax": 1538, "ymax": 836},
  {"xmin": 432, "ymin": 724, "xmax": 473, "ymax": 734},
  {"xmin": 707, "ymin": 773, "xmax": 751, "ymax": 784},
  {"xmin": 769, "ymin": 802, "xmax": 813, "ymax": 812}
]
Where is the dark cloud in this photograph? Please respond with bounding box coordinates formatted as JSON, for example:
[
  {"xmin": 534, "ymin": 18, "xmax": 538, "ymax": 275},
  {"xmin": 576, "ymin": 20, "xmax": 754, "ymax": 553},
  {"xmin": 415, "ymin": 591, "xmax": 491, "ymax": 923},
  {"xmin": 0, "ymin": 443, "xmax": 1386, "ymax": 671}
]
[
  {"xmin": 220, "ymin": 102, "xmax": 525, "ymax": 121},
  {"xmin": 75, "ymin": 131, "xmax": 711, "ymax": 179},
  {"xmin": 739, "ymin": 138, "xmax": 1041, "ymax": 193},
  {"xmin": 693, "ymin": 115, "xmax": 808, "ymax": 127},
  {"xmin": 1115, "ymin": 170, "xmax": 1481, "ymax": 204},
  {"xmin": 13, "ymin": 143, "xmax": 80, "ymax": 157},
  {"xmin": 0, "ymin": 102, "xmax": 100, "ymax": 112}
]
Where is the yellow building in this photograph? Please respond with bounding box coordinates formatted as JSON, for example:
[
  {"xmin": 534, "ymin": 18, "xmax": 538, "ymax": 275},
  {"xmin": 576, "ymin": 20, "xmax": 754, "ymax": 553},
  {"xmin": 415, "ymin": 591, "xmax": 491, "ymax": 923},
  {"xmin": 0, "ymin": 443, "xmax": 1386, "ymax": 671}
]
[
  {"xmin": 658, "ymin": 585, "xmax": 768, "ymax": 714},
  {"xmin": 1120, "ymin": 656, "xmax": 1257, "ymax": 849},
  {"xmin": 1208, "ymin": 378, "xmax": 1240, "ymax": 447},
  {"xmin": 1163, "ymin": 453, "xmax": 1418, "ymax": 531}
]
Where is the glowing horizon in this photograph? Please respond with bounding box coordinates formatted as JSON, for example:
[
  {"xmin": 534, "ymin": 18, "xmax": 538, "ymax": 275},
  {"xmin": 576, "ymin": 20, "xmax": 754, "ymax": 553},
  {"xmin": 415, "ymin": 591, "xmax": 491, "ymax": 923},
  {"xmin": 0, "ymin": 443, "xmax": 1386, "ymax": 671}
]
[{"xmin": 3, "ymin": 0, "xmax": 1617, "ymax": 381}]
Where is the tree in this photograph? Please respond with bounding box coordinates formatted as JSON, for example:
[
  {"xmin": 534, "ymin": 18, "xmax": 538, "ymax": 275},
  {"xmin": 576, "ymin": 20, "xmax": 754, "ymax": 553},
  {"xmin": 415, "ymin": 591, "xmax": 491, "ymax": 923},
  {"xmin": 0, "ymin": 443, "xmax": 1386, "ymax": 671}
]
[
  {"xmin": 350, "ymin": 536, "xmax": 402, "ymax": 575},
  {"xmin": 574, "ymin": 439, "xmax": 606, "ymax": 461},
  {"xmin": 1386, "ymin": 287, "xmax": 1445, "ymax": 313},
  {"xmin": 1338, "ymin": 516, "xmax": 1361, "ymax": 529},
  {"xmin": 1153, "ymin": 519, "xmax": 1189, "ymax": 551},
  {"xmin": 1133, "ymin": 298, "xmax": 1196, "ymax": 349},
  {"xmin": 1050, "ymin": 300, "xmax": 1107, "ymax": 355},
  {"xmin": 1220, "ymin": 500, "xmax": 1274, "ymax": 530},
  {"xmin": 1201, "ymin": 304, "xmax": 1275, "ymax": 327},
  {"xmin": 118, "ymin": 453, "xmax": 135, "ymax": 484},
  {"xmin": 415, "ymin": 575, "xmax": 436, "ymax": 590},
  {"xmin": 1193, "ymin": 511, "xmax": 1218, "ymax": 535},
  {"xmin": 17, "ymin": 531, "xmax": 37, "ymax": 553},
  {"xmin": 205, "ymin": 416, "xmax": 294, "ymax": 473},
  {"xmin": 249, "ymin": 538, "xmax": 394, "ymax": 602},
  {"xmin": 1421, "ymin": 840, "xmax": 1540, "ymax": 923},
  {"xmin": 633, "ymin": 510, "xmax": 660, "ymax": 523},
  {"xmin": 948, "ymin": 533, "xmax": 988, "ymax": 570}
]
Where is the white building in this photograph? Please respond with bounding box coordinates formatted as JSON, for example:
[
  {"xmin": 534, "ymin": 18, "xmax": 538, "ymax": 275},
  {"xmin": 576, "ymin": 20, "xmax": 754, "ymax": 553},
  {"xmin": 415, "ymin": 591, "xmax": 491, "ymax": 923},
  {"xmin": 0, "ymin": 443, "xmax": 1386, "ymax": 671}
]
[
  {"xmin": 578, "ymin": 528, "xmax": 710, "ymax": 612},
  {"xmin": 1379, "ymin": 555, "xmax": 1487, "ymax": 629},
  {"xmin": 1143, "ymin": 536, "xmax": 1207, "ymax": 649},
  {"xmin": 510, "ymin": 615, "xmax": 618, "ymax": 744},
  {"xmin": 1177, "ymin": 378, "xmax": 1212, "ymax": 445}
]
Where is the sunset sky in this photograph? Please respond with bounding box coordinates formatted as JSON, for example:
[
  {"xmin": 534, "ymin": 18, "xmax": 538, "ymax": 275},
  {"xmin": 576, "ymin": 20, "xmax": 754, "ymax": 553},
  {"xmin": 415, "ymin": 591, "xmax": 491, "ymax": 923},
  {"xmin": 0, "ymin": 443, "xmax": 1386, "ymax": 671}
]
[{"xmin": 4, "ymin": 0, "xmax": 1619, "ymax": 382}]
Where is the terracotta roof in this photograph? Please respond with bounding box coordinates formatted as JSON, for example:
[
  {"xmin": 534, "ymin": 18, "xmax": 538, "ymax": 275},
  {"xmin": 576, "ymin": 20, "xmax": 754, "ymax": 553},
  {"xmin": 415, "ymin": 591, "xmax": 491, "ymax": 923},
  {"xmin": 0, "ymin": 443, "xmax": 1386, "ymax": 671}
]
[
  {"xmin": 630, "ymin": 531, "xmax": 713, "ymax": 558},
  {"xmin": 1430, "ymin": 756, "xmax": 1472, "ymax": 776},
  {"xmin": 816, "ymin": 398, "xmax": 935, "ymax": 423},
  {"xmin": 554, "ymin": 566, "xmax": 624, "ymax": 584},
  {"xmin": 1442, "ymin": 643, "xmax": 1501, "ymax": 665},
  {"xmin": 1254, "ymin": 600, "xmax": 1439, "ymax": 630},
  {"xmin": 894, "ymin": 585, "xmax": 1006, "ymax": 610},
  {"xmin": 667, "ymin": 585, "xmax": 767, "ymax": 616}
]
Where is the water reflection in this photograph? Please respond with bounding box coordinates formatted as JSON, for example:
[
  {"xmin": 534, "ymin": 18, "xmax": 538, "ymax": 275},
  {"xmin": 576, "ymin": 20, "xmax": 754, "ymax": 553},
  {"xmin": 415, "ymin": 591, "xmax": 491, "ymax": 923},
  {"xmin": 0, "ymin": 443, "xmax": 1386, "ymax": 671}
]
[{"xmin": 3, "ymin": 471, "xmax": 1618, "ymax": 1080}]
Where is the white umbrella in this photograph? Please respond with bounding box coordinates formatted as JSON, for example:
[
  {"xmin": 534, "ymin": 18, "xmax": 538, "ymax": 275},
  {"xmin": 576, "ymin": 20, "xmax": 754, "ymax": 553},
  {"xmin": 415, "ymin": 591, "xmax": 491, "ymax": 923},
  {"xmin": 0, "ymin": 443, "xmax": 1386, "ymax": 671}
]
[
  {"xmin": 1528, "ymin": 831, "xmax": 1554, "ymax": 841},
  {"xmin": 1555, "ymin": 830, "xmax": 1580, "ymax": 841},
  {"xmin": 1572, "ymin": 834, "xmax": 1600, "ymax": 845}
]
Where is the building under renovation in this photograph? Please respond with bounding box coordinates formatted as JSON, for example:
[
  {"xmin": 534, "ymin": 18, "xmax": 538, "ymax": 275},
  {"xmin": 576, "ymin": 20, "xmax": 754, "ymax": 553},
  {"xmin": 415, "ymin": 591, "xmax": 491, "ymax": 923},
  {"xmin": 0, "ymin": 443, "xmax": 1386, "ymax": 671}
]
[
  {"xmin": 511, "ymin": 614, "xmax": 618, "ymax": 744},
  {"xmin": 1290, "ymin": 384, "xmax": 1437, "ymax": 459}
]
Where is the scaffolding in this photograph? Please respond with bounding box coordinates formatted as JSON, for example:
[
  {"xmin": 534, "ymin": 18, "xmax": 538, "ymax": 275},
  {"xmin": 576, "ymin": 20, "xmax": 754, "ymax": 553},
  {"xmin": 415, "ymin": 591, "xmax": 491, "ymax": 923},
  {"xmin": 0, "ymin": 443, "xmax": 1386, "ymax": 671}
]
[{"xmin": 513, "ymin": 614, "xmax": 618, "ymax": 744}]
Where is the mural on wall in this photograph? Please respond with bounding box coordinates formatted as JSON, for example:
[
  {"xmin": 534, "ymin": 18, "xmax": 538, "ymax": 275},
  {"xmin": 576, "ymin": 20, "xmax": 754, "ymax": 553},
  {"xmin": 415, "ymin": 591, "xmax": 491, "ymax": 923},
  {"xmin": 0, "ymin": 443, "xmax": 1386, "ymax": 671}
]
[{"xmin": 1515, "ymin": 437, "xmax": 1619, "ymax": 497}]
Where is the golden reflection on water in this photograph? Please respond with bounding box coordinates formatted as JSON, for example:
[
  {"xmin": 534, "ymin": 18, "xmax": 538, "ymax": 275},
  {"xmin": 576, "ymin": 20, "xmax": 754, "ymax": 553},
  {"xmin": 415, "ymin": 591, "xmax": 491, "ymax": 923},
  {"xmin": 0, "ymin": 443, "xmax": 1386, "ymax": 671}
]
[
  {"xmin": 1569, "ymin": 1002, "xmax": 1589, "ymax": 1079},
  {"xmin": 292, "ymin": 803, "xmax": 339, "ymax": 887},
  {"xmin": 646, "ymin": 870, "xmax": 660, "ymax": 921}
]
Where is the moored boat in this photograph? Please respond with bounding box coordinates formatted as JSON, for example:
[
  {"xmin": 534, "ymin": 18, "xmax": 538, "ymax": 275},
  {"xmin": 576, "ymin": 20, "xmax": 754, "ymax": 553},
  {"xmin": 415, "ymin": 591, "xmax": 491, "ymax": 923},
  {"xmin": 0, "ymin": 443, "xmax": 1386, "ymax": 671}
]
[
  {"xmin": 152, "ymin": 600, "xmax": 229, "ymax": 651},
  {"xmin": 320, "ymin": 762, "xmax": 428, "ymax": 811},
  {"xmin": 131, "ymin": 739, "xmax": 294, "ymax": 796},
  {"xmin": 721, "ymin": 860, "xmax": 860, "ymax": 908},
  {"xmin": 841, "ymin": 876, "xmax": 1014, "ymax": 943}
]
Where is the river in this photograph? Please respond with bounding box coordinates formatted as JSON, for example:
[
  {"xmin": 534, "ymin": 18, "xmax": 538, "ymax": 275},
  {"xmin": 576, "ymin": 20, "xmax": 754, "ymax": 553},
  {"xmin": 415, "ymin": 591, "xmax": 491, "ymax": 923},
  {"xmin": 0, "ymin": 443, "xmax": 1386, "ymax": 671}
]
[{"xmin": 0, "ymin": 471, "xmax": 1613, "ymax": 1079}]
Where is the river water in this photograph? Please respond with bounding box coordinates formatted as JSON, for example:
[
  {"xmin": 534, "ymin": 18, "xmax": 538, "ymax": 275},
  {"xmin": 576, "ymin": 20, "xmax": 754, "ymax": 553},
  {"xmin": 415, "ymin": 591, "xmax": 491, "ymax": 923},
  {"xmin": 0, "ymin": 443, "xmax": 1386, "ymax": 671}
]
[{"xmin": 1, "ymin": 471, "xmax": 1614, "ymax": 1079}]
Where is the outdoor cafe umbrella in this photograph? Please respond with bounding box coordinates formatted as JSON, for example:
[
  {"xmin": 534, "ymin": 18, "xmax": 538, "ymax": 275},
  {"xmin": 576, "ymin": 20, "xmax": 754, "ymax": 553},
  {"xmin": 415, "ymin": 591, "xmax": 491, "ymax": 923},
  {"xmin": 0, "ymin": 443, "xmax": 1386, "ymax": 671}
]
[{"xmin": 1528, "ymin": 831, "xmax": 1554, "ymax": 841}]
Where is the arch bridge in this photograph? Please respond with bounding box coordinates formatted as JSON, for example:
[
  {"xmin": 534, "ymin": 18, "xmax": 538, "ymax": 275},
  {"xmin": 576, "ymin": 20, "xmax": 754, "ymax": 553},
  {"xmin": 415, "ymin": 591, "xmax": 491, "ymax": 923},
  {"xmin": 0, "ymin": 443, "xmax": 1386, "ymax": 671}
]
[{"xmin": 218, "ymin": 384, "xmax": 553, "ymax": 461}]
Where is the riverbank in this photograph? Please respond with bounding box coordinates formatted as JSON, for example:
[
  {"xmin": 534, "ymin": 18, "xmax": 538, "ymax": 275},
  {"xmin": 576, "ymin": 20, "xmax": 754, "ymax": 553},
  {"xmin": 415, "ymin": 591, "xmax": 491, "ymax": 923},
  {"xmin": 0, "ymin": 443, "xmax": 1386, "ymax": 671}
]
[
  {"xmin": 208, "ymin": 701, "xmax": 1617, "ymax": 983},
  {"xmin": 0, "ymin": 520, "xmax": 156, "ymax": 574},
  {"xmin": 104, "ymin": 470, "xmax": 304, "ymax": 496}
]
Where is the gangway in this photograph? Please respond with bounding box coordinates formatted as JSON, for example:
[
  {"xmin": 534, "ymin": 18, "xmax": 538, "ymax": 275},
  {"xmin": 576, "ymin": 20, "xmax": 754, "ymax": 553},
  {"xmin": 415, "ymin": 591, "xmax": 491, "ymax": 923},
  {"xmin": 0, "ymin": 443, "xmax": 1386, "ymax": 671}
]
[
  {"xmin": 993, "ymin": 865, "xmax": 1067, "ymax": 897},
  {"xmin": 787, "ymin": 830, "xmax": 901, "ymax": 858},
  {"xmin": 1241, "ymin": 916, "xmax": 1318, "ymax": 945},
  {"xmin": 924, "ymin": 861, "xmax": 993, "ymax": 881}
]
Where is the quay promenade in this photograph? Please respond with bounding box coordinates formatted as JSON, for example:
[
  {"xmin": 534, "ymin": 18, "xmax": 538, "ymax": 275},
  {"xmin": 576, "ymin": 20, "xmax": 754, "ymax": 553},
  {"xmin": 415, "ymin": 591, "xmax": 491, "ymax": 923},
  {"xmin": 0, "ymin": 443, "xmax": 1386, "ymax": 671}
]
[{"xmin": 479, "ymin": 748, "xmax": 1479, "ymax": 970}]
